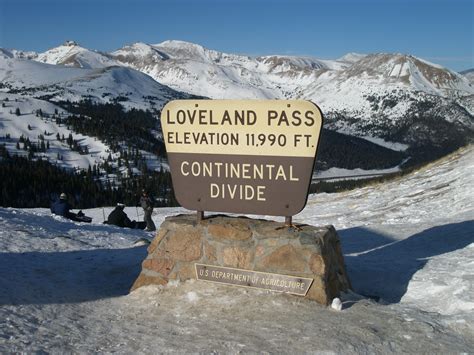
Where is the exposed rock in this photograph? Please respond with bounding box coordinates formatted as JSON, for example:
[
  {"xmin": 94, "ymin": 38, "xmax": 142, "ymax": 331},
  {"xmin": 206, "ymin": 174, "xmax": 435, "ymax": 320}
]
[
  {"xmin": 222, "ymin": 246, "xmax": 253, "ymax": 269},
  {"xmin": 207, "ymin": 218, "xmax": 252, "ymax": 241},
  {"xmin": 257, "ymin": 244, "xmax": 307, "ymax": 273},
  {"xmin": 309, "ymin": 253, "xmax": 326, "ymax": 276},
  {"xmin": 203, "ymin": 240, "xmax": 217, "ymax": 262},
  {"xmin": 131, "ymin": 214, "xmax": 351, "ymax": 305},
  {"xmin": 162, "ymin": 227, "xmax": 202, "ymax": 261},
  {"xmin": 142, "ymin": 258, "xmax": 174, "ymax": 277}
]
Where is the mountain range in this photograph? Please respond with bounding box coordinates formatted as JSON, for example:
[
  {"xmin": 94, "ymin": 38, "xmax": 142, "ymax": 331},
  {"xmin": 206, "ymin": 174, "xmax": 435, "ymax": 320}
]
[{"xmin": 1, "ymin": 40, "xmax": 473, "ymax": 171}]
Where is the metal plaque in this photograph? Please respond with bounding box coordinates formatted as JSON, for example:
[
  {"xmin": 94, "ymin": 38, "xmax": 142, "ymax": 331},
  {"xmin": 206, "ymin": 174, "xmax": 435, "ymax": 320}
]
[
  {"xmin": 161, "ymin": 100, "xmax": 323, "ymax": 216},
  {"xmin": 195, "ymin": 263, "xmax": 313, "ymax": 296}
]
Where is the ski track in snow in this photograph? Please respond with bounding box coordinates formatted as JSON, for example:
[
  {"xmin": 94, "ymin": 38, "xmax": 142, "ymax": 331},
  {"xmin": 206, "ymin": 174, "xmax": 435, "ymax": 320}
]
[{"xmin": 0, "ymin": 146, "xmax": 473, "ymax": 352}]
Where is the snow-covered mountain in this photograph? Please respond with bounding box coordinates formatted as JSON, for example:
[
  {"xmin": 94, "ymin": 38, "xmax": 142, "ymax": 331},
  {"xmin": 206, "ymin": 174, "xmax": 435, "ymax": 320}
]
[
  {"xmin": 107, "ymin": 40, "xmax": 472, "ymax": 99},
  {"xmin": 109, "ymin": 40, "xmax": 349, "ymax": 100},
  {"xmin": 0, "ymin": 54, "xmax": 192, "ymax": 111},
  {"xmin": 2, "ymin": 40, "xmax": 473, "ymax": 163},
  {"xmin": 0, "ymin": 47, "xmax": 37, "ymax": 60},
  {"xmin": 122, "ymin": 41, "xmax": 471, "ymax": 168},
  {"xmin": 0, "ymin": 49, "xmax": 194, "ymax": 180},
  {"xmin": 35, "ymin": 41, "xmax": 119, "ymax": 69},
  {"xmin": 108, "ymin": 40, "xmax": 474, "ymax": 148},
  {"xmin": 2, "ymin": 41, "xmax": 117, "ymax": 68}
]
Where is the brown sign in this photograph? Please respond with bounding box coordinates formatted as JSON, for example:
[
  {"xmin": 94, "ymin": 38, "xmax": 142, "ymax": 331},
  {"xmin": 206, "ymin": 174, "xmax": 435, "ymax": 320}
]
[
  {"xmin": 161, "ymin": 100, "xmax": 323, "ymax": 216},
  {"xmin": 195, "ymin": 264, "xmax": 313, "ymax": 296}
]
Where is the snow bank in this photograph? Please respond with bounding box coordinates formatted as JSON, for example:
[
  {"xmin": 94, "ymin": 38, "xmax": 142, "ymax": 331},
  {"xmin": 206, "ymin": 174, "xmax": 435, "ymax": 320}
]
[{"xmin": 0, "ymin": 146, "xmax": 473, "ymax": 352}]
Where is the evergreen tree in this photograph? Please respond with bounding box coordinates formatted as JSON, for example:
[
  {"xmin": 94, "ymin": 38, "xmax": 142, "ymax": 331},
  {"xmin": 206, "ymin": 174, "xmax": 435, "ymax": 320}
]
[{"xmin": 67, "ymin": 133, "xmax": 73, "ymax": 147}]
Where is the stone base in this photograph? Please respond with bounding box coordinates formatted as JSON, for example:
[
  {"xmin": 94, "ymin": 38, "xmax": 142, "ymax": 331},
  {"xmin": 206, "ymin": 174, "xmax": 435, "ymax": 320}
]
[{"xmin": 131, "ymin": 214, "xmax": 351, "ymax": 305}]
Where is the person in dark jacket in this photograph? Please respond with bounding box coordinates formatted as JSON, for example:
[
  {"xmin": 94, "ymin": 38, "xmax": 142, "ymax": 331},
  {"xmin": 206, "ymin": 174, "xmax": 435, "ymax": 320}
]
[
  {"xmin": 50, "ymin": 193, "xmax": 90, "ymax": 222},
  {"xmin": 140, "ymin": 190, "xmax": 156, "ymax": 231},
  {"xmin": 107, "ymin": 203, "xmax": 135, "ymax": 228},
  {"xmin": 51, "ymin": 193, "xmax": 74, "ymax": 218}
]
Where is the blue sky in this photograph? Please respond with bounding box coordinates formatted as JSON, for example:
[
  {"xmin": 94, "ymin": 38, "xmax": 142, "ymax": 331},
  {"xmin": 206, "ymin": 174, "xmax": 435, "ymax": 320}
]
[{"xmin": 0, "ymin": 0, "xmax": 472, "ymax": 71}]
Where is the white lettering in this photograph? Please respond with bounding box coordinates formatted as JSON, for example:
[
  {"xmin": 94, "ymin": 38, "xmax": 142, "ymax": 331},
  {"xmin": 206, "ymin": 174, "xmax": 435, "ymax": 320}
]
[{"xmin": 181, "ymin": 161, "xmax": 189, "ymax": 176}]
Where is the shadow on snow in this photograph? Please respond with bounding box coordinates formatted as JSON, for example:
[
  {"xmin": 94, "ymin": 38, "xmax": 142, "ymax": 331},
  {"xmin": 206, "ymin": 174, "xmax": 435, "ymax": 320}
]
[
  {"xmin": 1, "ymin": 206, "xmax": 472, "ymax": 307},
  {"xmin": 0, "ymin": 246, "xmax": 147, "ymax": 305},
  {"xmin": 339, "ymin": 220, "xmax": 474, "ymax": 303}
]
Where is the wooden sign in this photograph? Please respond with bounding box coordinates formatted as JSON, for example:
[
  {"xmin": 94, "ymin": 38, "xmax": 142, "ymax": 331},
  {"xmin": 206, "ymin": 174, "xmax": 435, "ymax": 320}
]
[
  {"xmin": 195, "ymin": 264, "xmax": 313, "ymax": 296},
  {"xmin": 161, "ymin": 100, "xmax": 323, "ymax": 216}
]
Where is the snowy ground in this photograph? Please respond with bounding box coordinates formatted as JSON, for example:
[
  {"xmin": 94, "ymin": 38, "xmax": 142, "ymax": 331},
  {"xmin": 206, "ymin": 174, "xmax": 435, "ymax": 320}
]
[
  {"xmin": 0, "ymin": 146, "xmax": 473, "ymax": 353},
  {"xmin": 0, "ymin": 92, "xmax": 168, "ymax": 176}
]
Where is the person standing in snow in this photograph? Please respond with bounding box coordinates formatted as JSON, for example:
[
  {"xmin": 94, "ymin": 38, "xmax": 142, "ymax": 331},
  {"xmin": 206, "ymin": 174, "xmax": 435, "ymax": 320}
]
[{"xmin": 140, "ymin": 189, "xmax": 156, "ymax": 231}]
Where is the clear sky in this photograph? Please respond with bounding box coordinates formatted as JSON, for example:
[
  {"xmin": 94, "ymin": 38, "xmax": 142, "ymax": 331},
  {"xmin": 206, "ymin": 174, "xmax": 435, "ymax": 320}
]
[{"xmin": 0, "ymin": 0, "xmax": 472, "ymax": 71}]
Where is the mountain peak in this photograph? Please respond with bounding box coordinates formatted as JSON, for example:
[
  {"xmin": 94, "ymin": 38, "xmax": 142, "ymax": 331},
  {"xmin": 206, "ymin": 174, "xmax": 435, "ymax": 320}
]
[
  {"xmin": 338, "ymin": 52, "xmax": 367, "ymax": 63},
  {"xmin": 111, "ymin": 42, "xmax": 169, "ymax": 62},
  {"xmin": 155, "ymin": 40, "xmax": 209, "ymax": 54},
  {"xmin": 63, "ymin": 40, "xmax": 79, "ymax": 47},
  {"xmin": 156, "ymin": 40, "xmax": 203, "ymax": 48},
  {"xmin": 36, "ymin": 42, "xmax": 116, "ymax": 69}
]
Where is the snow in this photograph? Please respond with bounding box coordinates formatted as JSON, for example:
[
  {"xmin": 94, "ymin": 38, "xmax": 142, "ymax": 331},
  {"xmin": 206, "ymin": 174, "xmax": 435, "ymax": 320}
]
[
  {"xmin": 3, "ymin": 41, "xmax": 473, "ymax": 147},
  {"xmin": 0, "ymin": 55, "xmax": 187, "ymax": 112},
  {"xmin": 313, "ymin": 165, "xmax": 402, "ymax": 181},
  {"xmin": 357, "ymin": 135, "xmax": 410, "ymax": 151},
  {"xmin": 0, "ymin": 145, "xmax": 473, "ymax": 352},
  {"xmin": 331, "ymin": 297, "xmax": 343, "ymax": 311},
  {"xmin": 338, "ymin": 52, "xmax": 367, "ymax": 63},
  {"xmin": 0, "ymin": 40, "xmax": 473, "ymax": 351},
  {"xmin": 35, "ymin": 42, "xmax": 118, "ymax": 69},
  {"xmin": 0, "ymin": 93, "xmax": 111, "ymax": 170},
  {"xmin": 298, "ymin": 146, "xmax": 474, "ymax": 319},
  {"xmin": 106, "ymin": 43, "xmax": 474, "ymax": 127},
  {"xmin": 0, "ymin": 90, "xmax": 172, "ymax": 175}
]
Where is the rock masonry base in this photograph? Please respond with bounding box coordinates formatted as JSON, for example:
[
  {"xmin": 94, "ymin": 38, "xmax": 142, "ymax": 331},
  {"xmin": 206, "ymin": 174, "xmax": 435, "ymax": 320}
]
[{"xmin": 131, "ymin": 214, "xmax": 351, "ymax": 305}]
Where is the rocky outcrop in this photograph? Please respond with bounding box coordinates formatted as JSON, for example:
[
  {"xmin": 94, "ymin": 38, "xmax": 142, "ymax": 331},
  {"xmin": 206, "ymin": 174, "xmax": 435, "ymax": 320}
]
[{"xmin": 131, "ymin": 214, "xmax": 351, "ymax": 305}]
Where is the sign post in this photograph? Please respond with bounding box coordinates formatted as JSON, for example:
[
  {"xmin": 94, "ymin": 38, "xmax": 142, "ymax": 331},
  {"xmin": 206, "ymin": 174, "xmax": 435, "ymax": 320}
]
[
  {"xmin": 132, "ymin": 105, "xmax": 351, "ymax": 302},
  {"xmin": 161, "ymin": 100, "xmax": 323, "ymax": 219}
]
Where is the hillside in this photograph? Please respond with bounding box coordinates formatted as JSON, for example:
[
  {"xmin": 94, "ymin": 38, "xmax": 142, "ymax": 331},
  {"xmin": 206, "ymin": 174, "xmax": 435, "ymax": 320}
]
[
  {"xmin": 0, "ymin": 52, "xmax": 196, "ymax": 207},
  {"xmin": 0, "ymin": 50, "xmax": 409, "ymax": 189},
  {"xmin": 0, "ymin": 54, "xmax": 192, "ymax": 111},
  {"xmin": 0, "ymin": 145, "xmax": 472, "ymax": 353},
  {"xmin": 23, "ymin": 40, "xmax": 474, "ymax": 152}
]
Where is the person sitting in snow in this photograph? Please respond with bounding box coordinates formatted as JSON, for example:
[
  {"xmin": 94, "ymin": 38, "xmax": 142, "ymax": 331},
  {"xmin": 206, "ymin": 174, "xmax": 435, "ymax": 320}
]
[
  {"xmin": 50, "ymin": 193, "xmax": 90, "ymax": 222},
  {"xmin": 106, "ymin": 203, "xmax": 135, "ymax": 228}
]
